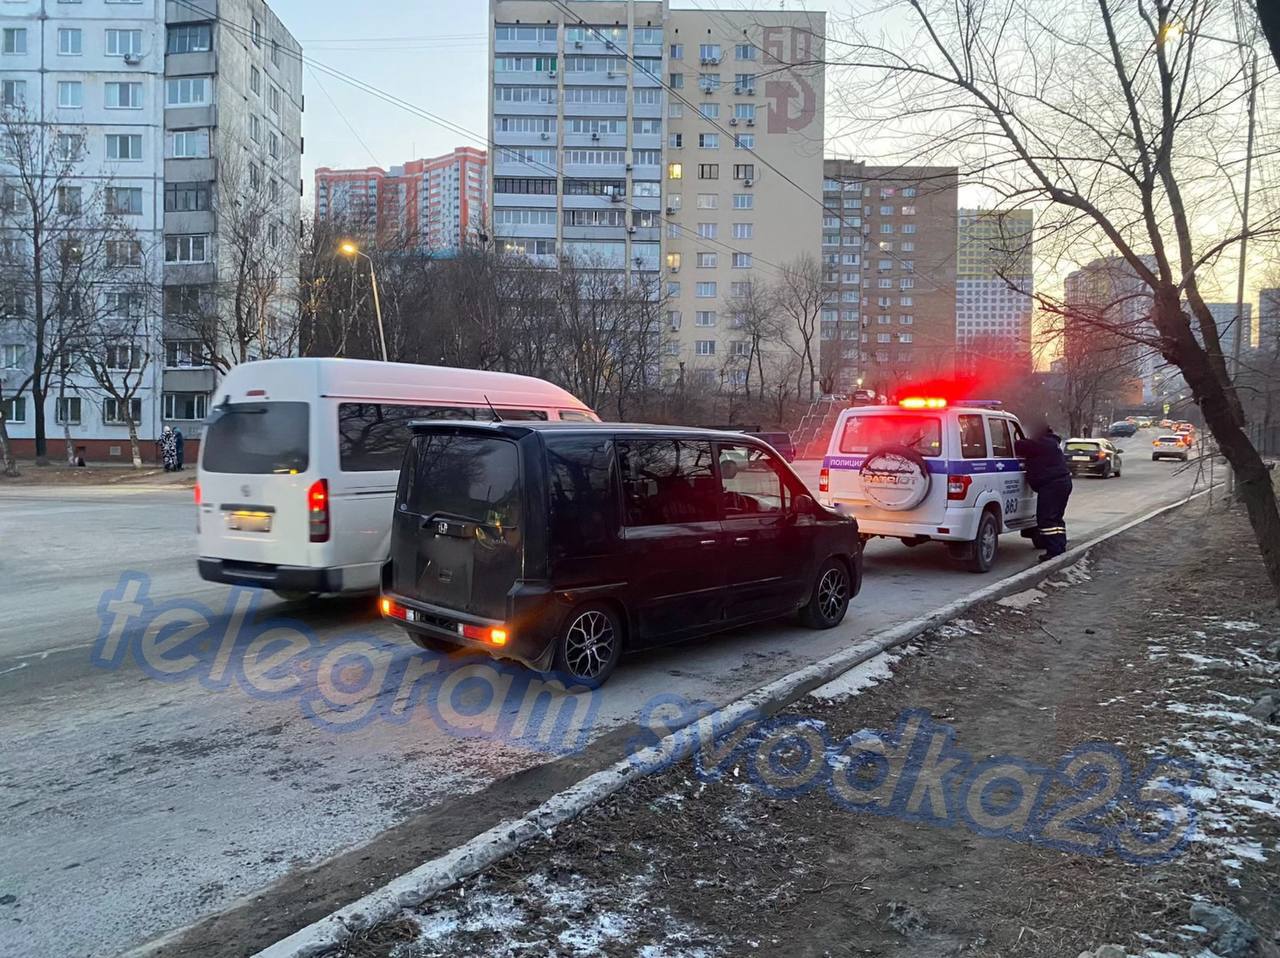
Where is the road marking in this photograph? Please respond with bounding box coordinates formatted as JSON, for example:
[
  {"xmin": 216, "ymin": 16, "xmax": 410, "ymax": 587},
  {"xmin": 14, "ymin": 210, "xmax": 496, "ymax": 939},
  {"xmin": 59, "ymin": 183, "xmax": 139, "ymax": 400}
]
[{"xmin": 0, "ymin": 662, "xmax": 29, "ymax": 677}]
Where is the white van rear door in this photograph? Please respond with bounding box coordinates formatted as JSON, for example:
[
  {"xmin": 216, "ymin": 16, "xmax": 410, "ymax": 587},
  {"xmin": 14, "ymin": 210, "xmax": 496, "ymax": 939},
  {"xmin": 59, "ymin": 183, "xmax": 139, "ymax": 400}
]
[
  {"xmin": 197, "ymin": 400, "xmax": 317, "ymax": 565},
  {"xmin": 824, "ymin": 410, "xmax": 948, "ymax": 526}
]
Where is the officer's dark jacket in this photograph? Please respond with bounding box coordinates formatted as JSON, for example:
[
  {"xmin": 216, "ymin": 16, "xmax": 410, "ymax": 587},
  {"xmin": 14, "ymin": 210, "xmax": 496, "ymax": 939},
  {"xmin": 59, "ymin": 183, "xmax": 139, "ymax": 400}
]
[{"xmin": 1014, "ymin": 432, "xmax": 1071, "ymax": 491}]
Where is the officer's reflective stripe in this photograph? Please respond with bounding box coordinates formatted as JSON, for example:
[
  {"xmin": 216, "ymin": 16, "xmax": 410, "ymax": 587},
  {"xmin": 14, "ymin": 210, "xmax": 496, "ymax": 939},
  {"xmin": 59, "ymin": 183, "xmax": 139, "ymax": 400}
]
[{"xmin": 823, "ymin": 456, "xmax": 1024, "ymax": 475}]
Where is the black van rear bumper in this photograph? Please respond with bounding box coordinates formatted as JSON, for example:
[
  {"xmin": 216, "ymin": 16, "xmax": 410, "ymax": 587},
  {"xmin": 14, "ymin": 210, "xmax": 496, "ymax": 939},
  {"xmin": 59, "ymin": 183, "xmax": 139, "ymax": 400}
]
[
  {"xmin": 198, "ymin": 558, "xmax": 343, "ymax": 594},
  {"xmin": 380, "ymin": 585, "xmax": 560, "ymax": 671}
]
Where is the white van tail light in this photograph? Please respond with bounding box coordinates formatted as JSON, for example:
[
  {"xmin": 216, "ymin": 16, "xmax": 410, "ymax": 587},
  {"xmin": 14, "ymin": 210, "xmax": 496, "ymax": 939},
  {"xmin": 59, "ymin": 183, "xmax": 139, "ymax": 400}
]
[
  {"xmin": 818, "ymin": 467, "xmax": 829, "ymax": 493},
  {"xmin": 947, "ymin": 474, "xmax": 972, "ymax": 501},
  {"xmin": 308, "ymin": 479, "xmax": 330, "ymax": 542}
]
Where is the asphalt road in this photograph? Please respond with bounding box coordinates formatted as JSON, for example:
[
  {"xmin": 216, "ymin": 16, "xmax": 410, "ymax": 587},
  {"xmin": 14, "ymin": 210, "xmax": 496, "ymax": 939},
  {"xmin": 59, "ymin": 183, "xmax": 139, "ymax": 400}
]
[{"xmin": 0, "ymin": 450, "xmax": 1216, "ymax": 957}]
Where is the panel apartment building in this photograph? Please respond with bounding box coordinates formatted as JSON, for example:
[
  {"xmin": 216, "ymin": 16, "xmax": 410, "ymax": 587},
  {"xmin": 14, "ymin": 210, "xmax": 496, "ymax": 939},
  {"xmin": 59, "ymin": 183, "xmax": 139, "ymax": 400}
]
[
  {"xmin": 821, "ymin": 161, "xmax": 958, "ymax": 394},
  {"xmin": 0, "ymin": 0, "xmax": 302, "ymax": 462},
  {"xmin": 488, "ymin": 0, "xmax": 825, "ymax": 391},
  {"xmin": 314, "ymin": 147, "xmax": 489, "ymax": 253},
  {"xmin": 956, "ymin": 208, "xmax": 1034, "ymax": 373}
]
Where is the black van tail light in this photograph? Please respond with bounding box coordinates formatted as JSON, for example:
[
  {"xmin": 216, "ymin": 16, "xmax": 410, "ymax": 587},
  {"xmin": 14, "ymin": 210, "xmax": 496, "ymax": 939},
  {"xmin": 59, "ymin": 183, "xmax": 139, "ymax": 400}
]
[
  {"xmin": 947, "ymin": 474, "xmax": 972, "ymax": 500},
  {"xmin": 308, "ymin": 478, "xmax": 330, "ymax": 542},
  {"xmin": 818, "ymin": 467, "xmax": 829, "ymax": 493},
  {"xmin": 460, "ymin": 623, "xmax": 509, "ymax": 646},
  {"xmin": 380, "ymin": 597, "xmax": 406, "ymax": 620}
]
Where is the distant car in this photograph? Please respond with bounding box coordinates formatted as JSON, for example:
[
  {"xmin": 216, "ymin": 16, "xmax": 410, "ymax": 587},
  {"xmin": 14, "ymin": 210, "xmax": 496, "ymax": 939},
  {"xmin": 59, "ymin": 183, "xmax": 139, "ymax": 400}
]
[
  {"xmin": 1135, "ymin": 417, "xmax": 1154, "ymax": 428},
  {"xmin": 1065, "ymin": 438, "xmax": 1123, "ymax": 478},
  {"xmin": 1174, "ymin": 421, "xmax": 1195, "ymax": 434},
  {"xmin": 1152, "ymin": 434, "xmax": 1189, "ymax": 461},
  {"xmin": 746, "ymin": 430, "xmax": 797, "ymax": 462},
  {"xmin": 1107, "ymin": 421, "xmax": 1138, "ymax": 438},
  {"xmin": 1159, "ymin": 419, "xmax": 1174, "ymax": 429}
]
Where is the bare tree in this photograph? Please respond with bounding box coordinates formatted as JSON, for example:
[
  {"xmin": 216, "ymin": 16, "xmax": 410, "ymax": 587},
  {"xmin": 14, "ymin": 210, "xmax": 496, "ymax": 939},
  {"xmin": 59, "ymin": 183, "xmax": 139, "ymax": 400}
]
[
  {"xmin": 770, "ymin": 255, "xmax": 826, "ymax": 402},
  {"xmin": 831, "ymin": 0, "xmax": 1280, "ymax": 600},
  {"xmin": 0, "ymin": 105, "xmax": 98, "ymax": 465},
  {"xmin": 725, "ymin": 278, "xmax": 787, "ymax": 402},
  {"xmin": 199, "ymin": 145, "xmax": 297, "ymax": 372}
]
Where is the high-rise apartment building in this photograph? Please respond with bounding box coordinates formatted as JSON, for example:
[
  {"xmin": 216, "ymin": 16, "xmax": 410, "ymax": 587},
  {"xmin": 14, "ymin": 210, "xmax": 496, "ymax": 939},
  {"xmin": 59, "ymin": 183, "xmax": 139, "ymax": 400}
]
[
  {"xmin": 1063, "ymin": 256, "xmax": 1154, "ymax": 405},
  {"xmin": 0, "ymin": 0, "xmax": 302, "ymax": 462},
  {"xmin": 821, "ymin": 161, "xmax": 958, "ymax": 393},
  {"xmin": 956, "ymin": 208, "xmax": 1033, "ymax": 372},
  {"xmin": 488, "ymin": 0, "xmax": 824, "ymax": 391},
  {"xmin": 1260, "ymin": 287, "xmax": 1280, "ymax": 357},
  {"xmin": 314, "ymin": 147, "xmax": 488, "ymax": 253}
]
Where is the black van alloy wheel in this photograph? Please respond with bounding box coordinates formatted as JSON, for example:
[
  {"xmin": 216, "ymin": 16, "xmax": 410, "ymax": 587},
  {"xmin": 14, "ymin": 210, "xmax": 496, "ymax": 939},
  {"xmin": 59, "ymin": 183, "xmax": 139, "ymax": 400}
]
[
  {"xmin": 800, "ymin": 559, "xmax": 850, "ymax": 629},
  {"xmin": 555, "ymin": 603, "xmax": 623, "ymax": 685}
]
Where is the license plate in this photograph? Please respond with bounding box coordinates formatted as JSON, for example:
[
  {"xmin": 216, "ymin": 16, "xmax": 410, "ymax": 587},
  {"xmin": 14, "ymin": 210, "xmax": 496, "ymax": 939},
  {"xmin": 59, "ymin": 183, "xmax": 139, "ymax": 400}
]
[
  {"xmin": 227, "ymin": 511, "xmax": 272, "ymax": 533},
  {"xmin": 404, "ymin": 609, "xmax": 419, "ymax": 623},
  {"xmin": 1071, "ymin": 456, "xmax": 1091, "ymax": 461}
]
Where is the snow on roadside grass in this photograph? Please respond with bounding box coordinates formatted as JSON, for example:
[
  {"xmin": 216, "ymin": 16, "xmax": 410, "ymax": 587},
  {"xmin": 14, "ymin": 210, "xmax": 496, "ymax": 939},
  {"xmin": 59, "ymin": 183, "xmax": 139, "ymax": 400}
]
[{"xmin": 808, "ymin": 645, "xmax": 917, "ymax": 701}]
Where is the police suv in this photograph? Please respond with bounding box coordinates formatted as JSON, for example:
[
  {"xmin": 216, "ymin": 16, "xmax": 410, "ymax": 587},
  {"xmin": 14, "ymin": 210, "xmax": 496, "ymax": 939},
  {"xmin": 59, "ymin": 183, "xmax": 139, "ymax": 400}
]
[{"xmin": 816, "ymin": 398, "xmax": 1038, "ymax": 573}]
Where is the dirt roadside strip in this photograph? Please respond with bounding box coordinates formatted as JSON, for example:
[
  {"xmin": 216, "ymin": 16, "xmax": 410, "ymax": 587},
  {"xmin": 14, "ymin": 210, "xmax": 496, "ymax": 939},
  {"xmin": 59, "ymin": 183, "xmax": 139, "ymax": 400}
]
[{"xmin": 194, "ymin": 488, "xmax": 1229, "ymax": 958}]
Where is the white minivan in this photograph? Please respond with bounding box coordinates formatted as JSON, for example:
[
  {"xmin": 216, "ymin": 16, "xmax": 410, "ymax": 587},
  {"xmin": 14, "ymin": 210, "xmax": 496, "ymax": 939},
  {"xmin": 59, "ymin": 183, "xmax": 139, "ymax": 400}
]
[
  {"xmin": 817, "ymin": 398, "xmax": 1039, "ymax": 572},
  {"xmin": 196, "ymin": 358, "xmax": 598, "ymax": 599}
]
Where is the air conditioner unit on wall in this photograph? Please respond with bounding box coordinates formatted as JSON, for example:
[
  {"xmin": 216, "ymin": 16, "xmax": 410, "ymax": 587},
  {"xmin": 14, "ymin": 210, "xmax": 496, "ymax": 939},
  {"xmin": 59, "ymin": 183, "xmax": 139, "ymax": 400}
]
[{"xmin": 124, "ymin": 53, "xmax": 141, "ymax": 65}]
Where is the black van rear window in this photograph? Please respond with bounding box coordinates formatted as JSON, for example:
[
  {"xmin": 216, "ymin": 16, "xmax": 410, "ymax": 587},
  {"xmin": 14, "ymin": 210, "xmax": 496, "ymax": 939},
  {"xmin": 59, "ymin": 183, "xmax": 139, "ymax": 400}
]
[
  {"xmin": 340, "ymin": 403, "xmax": 548, "ymax": 472},
  {"xmin": 401, "ymin": 434, "xmax": 522, "ymax": 529},
  {"xmin": 202, "ymin": 401, "xmax": 309, "ymax": 474}
]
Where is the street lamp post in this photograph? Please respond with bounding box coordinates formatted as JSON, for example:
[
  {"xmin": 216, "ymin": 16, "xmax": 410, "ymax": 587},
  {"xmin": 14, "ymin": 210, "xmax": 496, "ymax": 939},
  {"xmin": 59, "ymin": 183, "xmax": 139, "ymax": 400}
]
[{"xmin": 339, "ymin": 242, "xmax": 388, "ymax": 363}]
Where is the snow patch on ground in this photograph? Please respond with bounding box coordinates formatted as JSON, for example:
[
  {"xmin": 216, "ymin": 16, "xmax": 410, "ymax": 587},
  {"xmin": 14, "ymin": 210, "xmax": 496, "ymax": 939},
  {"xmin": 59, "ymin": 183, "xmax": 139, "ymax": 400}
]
[
  {"xmin": 997, "ymin": 587, "xmax": 1046, "ymax": 610},
  {"xmin": 809, "ymin": 645, "xmax": 916, "ymax": 701},
  {"xmin": 1217, "ymin": 620, "xmax": 1261, "ymax": 632},
  {"xmin": 1044, "ymin": 557, "xmax": 1093, "ymax": 588}
]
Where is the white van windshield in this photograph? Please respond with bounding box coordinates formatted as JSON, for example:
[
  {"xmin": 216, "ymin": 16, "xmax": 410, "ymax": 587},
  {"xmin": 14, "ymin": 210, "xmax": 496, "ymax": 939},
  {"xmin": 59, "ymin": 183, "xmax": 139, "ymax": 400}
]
[
  {"xmin": 840, "ymin": 415, "xmax": 942, "ymax": 457},
  {"xmin": 202, "ymin": 401, "xmax": 309, "ymax": 474}
]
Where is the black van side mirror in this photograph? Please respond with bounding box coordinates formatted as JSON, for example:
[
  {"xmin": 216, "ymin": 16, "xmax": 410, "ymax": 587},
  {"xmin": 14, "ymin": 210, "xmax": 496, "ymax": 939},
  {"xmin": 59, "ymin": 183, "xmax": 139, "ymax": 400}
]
[{"xmin": 793, "ymin": 493, "xmax": 815, "ymax": 516}]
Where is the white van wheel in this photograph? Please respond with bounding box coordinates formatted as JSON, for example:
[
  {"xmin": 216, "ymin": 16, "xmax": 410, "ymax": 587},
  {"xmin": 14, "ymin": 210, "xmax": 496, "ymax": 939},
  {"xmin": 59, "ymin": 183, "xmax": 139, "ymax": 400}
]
[{"xmin": 964, "ymin": 510, "xmax": 1001, "ymax": 574}]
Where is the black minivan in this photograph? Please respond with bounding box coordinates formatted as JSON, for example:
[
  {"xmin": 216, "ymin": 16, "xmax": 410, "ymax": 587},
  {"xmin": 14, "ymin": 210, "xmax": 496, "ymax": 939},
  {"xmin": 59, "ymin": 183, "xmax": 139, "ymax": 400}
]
[{"xmin": 381, "ymin": 421, "xmax": 862, "ymax": 685}]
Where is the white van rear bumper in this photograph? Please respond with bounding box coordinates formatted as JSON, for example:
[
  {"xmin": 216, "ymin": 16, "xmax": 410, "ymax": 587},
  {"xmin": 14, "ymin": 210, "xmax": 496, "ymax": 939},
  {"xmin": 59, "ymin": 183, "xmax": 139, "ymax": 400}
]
[
  {"xmin": 197, "ymin": 558, "xmax": 381, "ymax": 594},
  {"xmin": 827, "ymin": 501, "xmax": 983, "ymax": 542}
]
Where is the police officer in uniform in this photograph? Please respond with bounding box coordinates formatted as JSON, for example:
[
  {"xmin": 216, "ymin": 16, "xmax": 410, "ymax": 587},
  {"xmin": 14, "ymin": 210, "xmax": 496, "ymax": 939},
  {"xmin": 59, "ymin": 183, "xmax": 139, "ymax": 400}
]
[{"xmin": 1015, "ymin": 425, "xmax": 1072, "ymax": 561}]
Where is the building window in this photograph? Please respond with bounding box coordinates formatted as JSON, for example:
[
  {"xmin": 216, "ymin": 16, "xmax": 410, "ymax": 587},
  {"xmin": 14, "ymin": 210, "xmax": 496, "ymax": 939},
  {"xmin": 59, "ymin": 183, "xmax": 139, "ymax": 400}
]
[
  {"xmin": 251, "ymin": 16, "xmax": 262, "ymax": 46},
  {"xmin": 165, "ymin": 234, "xmax": 208, "ymax": 264},
  {"xmin": 1, "ymin": 395, "xmax": 27, "ymax": 424},
  {"xmin": 698, "ymin": 164, "xmax": 719, "ymax": 180},
  {"xmin": 106, "ymin": 134, "xmax": 143, "ymax": 160},
  {"xmin": 105, "ymin": 82, "xmax": 142, "ymax": 109},
  {"xmin": 668, "ymin": 132, "xmax": 683, "ymax": 149},
  {"xmin": 167, "ymin": 23, "xmax": 212, "ymax": 53},
  {"xmin": 667, "ymin": 162, "xmax": 682, "ymax": 180},
  {"xmin": 57, "ymin": 81, "xmax": 83, "ymax": 109},
  {"xmin": 732, "ymin": 223, "xmax": 753, "ymax": 240},
  {"xmin": 695, "ymin": 340, "xmax": 716, "ymax": 356},
  {"xmin": 734, "ymin": 134, "xmax": 754, "ymax": 149},
  {"xmin": 163, "ymin": 392, "xmax": 208, "ymax": 421},
  {"xmin": 56, "ymin": 134, "xmax": 83, "ymax": 161},
  {"xmin": 1, "ymin": 79, "xmax": 25, "ymax": 108},
  {"xmin": 105, "ymin": 239, "xmax": 143, "ymax": 267},
  {"xmin": 732, "ymin": 193, "xmax": 753, "ymax": 210},
  {"xmin": 271, "ymin": 40, "xmax": 281, "ymax": 67},
  {"xmin": 699, "ymin": 102, "xmax": 720, "ymax": 119},
  {"xmin": 733, "ymin": 73, "xmax": 756, "ymax": 93},
  {"xmin": 268, "ymin": 85, "xmax": 281, "ymax": 114},
  {"xmin": 667, "ymin": 310, "xmax": 682, "ymax": 330},
  {"xmin": 696, "ymin": 252, "xmax": 717, "ymax": 268},
  {"xmin": 55, "ymin": 397, "xmax": 82, "ymax": 425},
  {"xmin": 103, "ymin": 397, "xmax": 142, "ymax": 425},
  {"xmin": 105, "ymin": 342, "xmax": 143, "ymax": 369},
  {"xmin": 1, "ymin": 343, "xmax": 25, "ymax": 368},
  {"xmin": 733, "ymin": 164, "xmax": 755, "ymax": 181},
  {"xmin": 670, "ymin": 72, "xmax": 684, "ymax": 88},
  {"xmin": 166, "ymin": 77, "xmax": 210, "ymax": 107},
  {"xmin": 105, "ymin": 29, "xmax": 142, "ymax": 57},
  {"xmin": 168, "ymin": 128, "xmax": 209, "ymax": 158},
  {"xmin": 696, "ymin": 281, "xmax": 716, "ymax": 298},
  {"xmin": 58, "ymin": 28, "xmax": 82, "ymax": 55},
  {"xmin": 698, "ymin": 133, "xmax": 718, "ymax": 149},
  {"xmin": 57, "ymin": 186, "xmax": 82, "ymax": 214},
  {"xmin": 733, "ymin": 252, "xmax": 752, "ymax": 269},
  {"xmin": 250, "ymin": 66, "xmax": 261, "ymax": 95},
  {"xmin": 695, "ymin": 310, "xmax": 716, "ymax": 327},
  {"xmin": 164, "ymin": 181, "xmax": 209, "ymax": 212},
  {"xmin": 2, "ymin": 28, "xmax": 27, "ymax": 55},
  {"xmin": 269, "ymin": 131, "xmax": 280, "ymax": 159}
]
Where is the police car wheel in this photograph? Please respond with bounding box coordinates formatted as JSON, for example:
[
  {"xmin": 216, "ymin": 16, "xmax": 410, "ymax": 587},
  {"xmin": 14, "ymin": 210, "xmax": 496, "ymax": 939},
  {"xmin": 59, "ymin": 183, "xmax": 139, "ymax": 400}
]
[
  {"xmin": 800, "ymin": 559, "xmax": 851, "ymax": 629},
  {"xmin": 965, "ymin": 511, "xmax": 1001, "ymax": 573}
]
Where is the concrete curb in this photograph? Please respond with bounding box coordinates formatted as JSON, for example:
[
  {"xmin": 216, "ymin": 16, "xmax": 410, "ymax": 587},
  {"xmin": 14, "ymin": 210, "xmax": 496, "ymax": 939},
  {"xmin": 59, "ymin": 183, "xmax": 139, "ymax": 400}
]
[{"xmin": 250, "ymin": 485, "xmax": 1214, "ymax": 958}]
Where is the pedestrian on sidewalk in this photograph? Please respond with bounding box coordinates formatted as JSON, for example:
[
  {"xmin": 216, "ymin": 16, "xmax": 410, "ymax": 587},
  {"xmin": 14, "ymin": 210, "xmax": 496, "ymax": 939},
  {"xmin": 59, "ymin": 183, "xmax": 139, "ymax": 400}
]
[
  {"xmin": 174, "ymin": 428, "xmax": 185, "ymax": 471},
  {"xmin": 160, "ymin": 426, "xmax": 177, "ymax": 472},
  {"xmin": 1015, "ymin": 424, "xmax": 1072, "ymax": 561}
]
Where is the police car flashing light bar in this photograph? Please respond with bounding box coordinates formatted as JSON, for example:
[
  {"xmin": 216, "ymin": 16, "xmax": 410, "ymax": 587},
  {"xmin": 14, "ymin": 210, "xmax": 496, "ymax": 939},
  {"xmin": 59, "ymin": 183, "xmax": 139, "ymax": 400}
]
[{"xmin": 897, "ymin": 397, "xmax": 1003, "ymax": 410}]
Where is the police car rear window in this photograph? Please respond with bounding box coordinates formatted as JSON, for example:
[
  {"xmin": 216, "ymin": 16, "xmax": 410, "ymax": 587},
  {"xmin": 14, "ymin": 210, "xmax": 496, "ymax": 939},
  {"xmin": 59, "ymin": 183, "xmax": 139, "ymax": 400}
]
[{"xmin": 840, "ymin": 415, "xmax": 942, "ymax": 457}]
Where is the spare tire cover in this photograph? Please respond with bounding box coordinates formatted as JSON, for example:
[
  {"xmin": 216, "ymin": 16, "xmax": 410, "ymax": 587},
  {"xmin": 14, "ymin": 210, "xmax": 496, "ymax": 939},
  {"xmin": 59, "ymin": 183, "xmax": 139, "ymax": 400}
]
[{"xmin": 859, "ymin": 444, "xmax": 932, "ymax": 511}]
